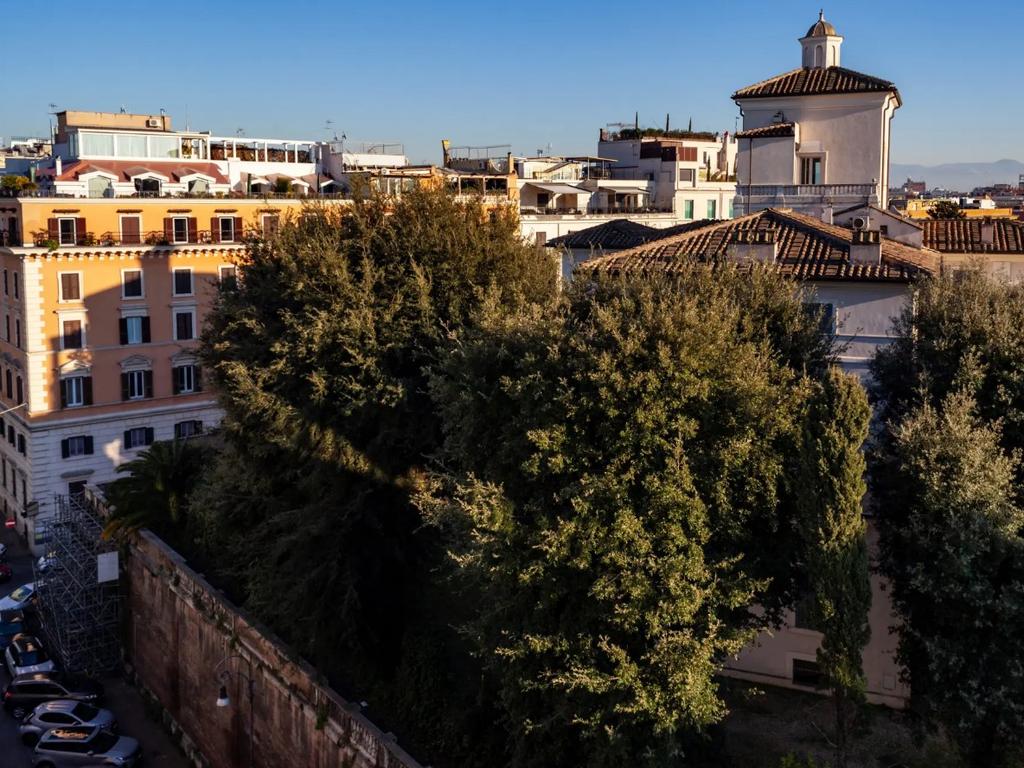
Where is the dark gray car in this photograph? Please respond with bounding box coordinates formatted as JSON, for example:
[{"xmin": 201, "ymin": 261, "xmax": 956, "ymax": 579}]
[
  {"xmin": 19, "ymin": 699, "xmax": 116, "ymax": 746},
  {"xmin": 32, "ymin": 725, "xmax": 140, "ymax": 767}
]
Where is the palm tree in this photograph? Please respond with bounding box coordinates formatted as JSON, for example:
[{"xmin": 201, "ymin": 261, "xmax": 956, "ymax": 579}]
[{"xmin": 103, "ymin": 439, "xmax": 207, "ymax": 540}]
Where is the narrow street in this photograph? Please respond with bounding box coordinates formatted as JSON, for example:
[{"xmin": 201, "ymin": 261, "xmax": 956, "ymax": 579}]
[{"xmin": 0, "ymin": 527, "xmax": 189, "ymax": 766}]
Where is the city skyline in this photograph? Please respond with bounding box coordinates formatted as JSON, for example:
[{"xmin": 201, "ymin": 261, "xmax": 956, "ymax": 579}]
[{"xmin": 3, "ymin": 0, "xmax": 1021, "ymax": 168}]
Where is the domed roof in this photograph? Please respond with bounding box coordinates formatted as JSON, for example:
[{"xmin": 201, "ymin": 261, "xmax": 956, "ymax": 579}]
[{"xmin": 806, "ymin": 10, "xmax": 837, "ymax": 37}]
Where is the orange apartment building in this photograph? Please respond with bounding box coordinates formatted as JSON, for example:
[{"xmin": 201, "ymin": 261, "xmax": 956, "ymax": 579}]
[{"xmin": 0, "ymin": 196, "xmax": 344, "ymax": 553}]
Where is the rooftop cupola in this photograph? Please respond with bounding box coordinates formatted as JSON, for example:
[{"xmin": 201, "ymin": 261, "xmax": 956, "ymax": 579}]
[{"xmin": 799, "ymin": 10, "xmax": 843, "ymax": 69}]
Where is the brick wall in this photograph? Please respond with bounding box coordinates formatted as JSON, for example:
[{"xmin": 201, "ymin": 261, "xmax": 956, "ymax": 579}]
[{"xmin": 125, "ymin": 530, "xmax": 425, "ymax": 768}]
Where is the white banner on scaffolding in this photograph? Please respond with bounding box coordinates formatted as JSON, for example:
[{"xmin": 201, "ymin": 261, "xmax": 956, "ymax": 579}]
[{"xmin": 97, "ymin": 551, "xmax": 119, "ymax": 583}]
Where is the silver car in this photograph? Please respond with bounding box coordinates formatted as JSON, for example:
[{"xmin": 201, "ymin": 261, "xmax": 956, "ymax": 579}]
[
  {"xmin": 19, "ymin": 700, "xmax": 117, "ymax": 747},
  {"xmin": 32, "ymin": 725, "xmax": 140, "ymax": 767}
]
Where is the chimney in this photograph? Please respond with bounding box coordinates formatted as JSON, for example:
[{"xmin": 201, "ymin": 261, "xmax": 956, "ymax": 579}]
[
  {"xmin": 55, "ymin": 156, "xmax": 62, "ymax": 177},
  {"xmin": 728, "ymin": 228, "xmax": 778, "ymax": 265},
  {"xmin": 850, "ymin": 229, "xmax": 881, "ymax": 266},
  {"xmin": 822, "ymin": 203, "xmax": 834, "ymax": 225},
  {"xmin": 980, "ymin": 217, "xmax": 995, "ymax": 246}
]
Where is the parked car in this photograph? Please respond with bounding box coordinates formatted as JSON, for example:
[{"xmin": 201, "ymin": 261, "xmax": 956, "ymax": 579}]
[
  {"xmin": 32, "ymin": 725, "xmax": 140, "ymax": 767},
  {"xmin": 5, "ymin": 634, "xmax": 56, "ymax": 677},
  {"xmin": 0, "ymin": 582, "xmax": 36, "ymax": 612},
  {"xmin": 19, "ymin": 700, "xmax": 117, "ymax": 747},
  {"xmin": 0, "ymin": 562, "xmax": 12, "ymax": 583},
  {"xmin": 0, "ymin": 609, "xmax": 23, "ymax": 648},
  {"xmin": 0, "ymin": 541, "xmax": 8, "ymax": 561},
  {"xmin": 3, "ymin": 672, "xmax": 103, "ymax": 720},
  {"xmin": 37, "ymin": 553, "xmax": 57, "ymax": 574}
]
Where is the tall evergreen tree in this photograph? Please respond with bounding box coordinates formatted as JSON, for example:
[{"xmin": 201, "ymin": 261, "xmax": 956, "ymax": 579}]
[{"xmin": 793, "ymin": 368, "xmax": 872, "ymax": 768}]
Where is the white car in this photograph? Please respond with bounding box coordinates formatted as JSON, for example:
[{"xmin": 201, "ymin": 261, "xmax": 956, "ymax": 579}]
[
  {"xmin": 36, "ymin": 553, "xmax": 56, "ymax": 574},
  {"xmin": 4, "ymin": 633, "xmax": 55, "ymax": 676},
  {"xmin": 0, "ymin": 582, "xmax": 35, "ymax": 612}
]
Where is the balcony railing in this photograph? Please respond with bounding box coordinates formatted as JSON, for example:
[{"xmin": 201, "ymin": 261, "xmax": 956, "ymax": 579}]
[
  {"xmin": 520, "ymin": 205, "xmax": 674, "ymax": 217},
  {"xmin": 737, "ymin": 183, "xmax": 877, "ymax": 198},
  {"xmin": 30, "ymin": 230, "xmax": 259, "ymax": 248},
  {"xmin": 3, "ymin": 189, "xmax": 352, "ymax": 200}
]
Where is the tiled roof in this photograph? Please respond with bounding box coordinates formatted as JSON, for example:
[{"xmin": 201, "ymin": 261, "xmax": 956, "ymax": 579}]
[
  {"xmin": 546, "ymin": 219, "xmax": 718, "ymax": 250},
  {"xmin": 735, "ymin": 122, "xmax": 796, "ymax": 139},
  {"xmin": 546, "ymin": 220, "xmax": 658, "ymax": 250},
  {"xmin": 55, "ymin": 159, "xmax": 230, "ymax": 184},
  {"xmin": 732, "ymin": 66, "xmax": 897, "ymax": 100},
  {"xmin": 577, "ymin": 209, "xmax": 938, "ymax": 283},
  {"xmin": 922, "ymin": 218, "xmax": 1024, "ymax": 253}
]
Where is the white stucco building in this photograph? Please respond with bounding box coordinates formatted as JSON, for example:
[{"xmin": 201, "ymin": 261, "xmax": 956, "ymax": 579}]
[{"xmin": 733, "ymin": 12, "xmax": 901, "ymax": 219}]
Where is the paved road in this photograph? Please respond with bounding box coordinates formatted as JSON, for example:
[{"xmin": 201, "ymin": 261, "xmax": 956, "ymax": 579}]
[{"xmin": 0, "ymin": 527, "xmax": 188, "ymax": 767}]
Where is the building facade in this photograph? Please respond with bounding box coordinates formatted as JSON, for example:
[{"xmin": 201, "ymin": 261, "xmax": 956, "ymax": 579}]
[
  {"xmin": 733, "ymin": 12, "xmax": 901, "ymax": 219},
  {"xmin": 0, "ymin": 196, "xmax": 346, "ymax": 552}
]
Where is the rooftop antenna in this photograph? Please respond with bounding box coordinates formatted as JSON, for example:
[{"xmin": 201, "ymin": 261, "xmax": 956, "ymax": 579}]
[
  {"xmin": 120, "ymin": 105, "xmax": 127, "ymax": 114},
  {"xmin": 185, "ymin": 103, "xmax": 190, "ymax": 132},
  {"xmin": 159, "ymin": 107, "xmax": 166, "ymax": 115},
  {"xmin": 236, "ymin": 127, "xmax": 245, "ymax": 137},
  {"xmin": 47, "ymin": 103, "xmax": 60, "ymax": 144}
]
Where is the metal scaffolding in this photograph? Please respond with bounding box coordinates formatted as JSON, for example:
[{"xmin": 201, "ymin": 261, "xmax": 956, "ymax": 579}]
[{"xmin": 34, "ymin": 494, "xmax": 122, "ymax": 675}]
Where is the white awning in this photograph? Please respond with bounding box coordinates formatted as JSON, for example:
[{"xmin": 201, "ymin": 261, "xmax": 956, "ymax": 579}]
[
  {"xmin": 601, "ymin": 185, "xmax": 650, "ymax": 195},
  {"xmin": 527, "ymin": 182, "xmax": 590, "ymax": 196}
]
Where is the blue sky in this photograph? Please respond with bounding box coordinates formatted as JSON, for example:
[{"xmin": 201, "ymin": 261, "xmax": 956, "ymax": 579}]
[{"xmin": 2, "ymin": 1, "xmax": 1019, "ymax": 166}]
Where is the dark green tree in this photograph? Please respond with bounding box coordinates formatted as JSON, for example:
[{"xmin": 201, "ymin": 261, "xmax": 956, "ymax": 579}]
[
  {"xmin": 880, "ymin": 391, "xmax": 1024, "ymax": 768},
  {"xmin": 196, "ymin": 189, "xmax": 556, "ymax": 766},
  {"xmin": 422, "ymin": 269, "xmax": 835, "ymax": 767},
  {"xmin": 793, "ymin": 368, "xmax": 872, "ymax": 768},
  {"xmin": 926, "ymin": 199, "xmax": 966, "ymax": 219},
  {"xmin": 103, "ymin": 438, "xmax": 209, "ymax": 543},
  {"xmin": 872, "ymin": 268, "xmax": 1024, "ymax": 765}
]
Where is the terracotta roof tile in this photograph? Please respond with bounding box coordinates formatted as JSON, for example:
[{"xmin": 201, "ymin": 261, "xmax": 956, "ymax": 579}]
[
  {"xmin": 732, "ymin": 66, "xmax": 897, "ymax": 100},
  {"xmin": 735, "ymin": 122, "xmax": 796, "ymax": 139},
  {"xmin": 55, "ymin": 159, "xmax": 229, "ymax": 185},
  {"xmin": 921, "ymin": 218, "xmax": 1024, "ymax": 253},
  {"xmin": 546, "ymin": 220, "xmax": 658, "ymax": 250},
  {"xmin": 577, "ymin": 209, "xmax": 938, "ymax": 283}
]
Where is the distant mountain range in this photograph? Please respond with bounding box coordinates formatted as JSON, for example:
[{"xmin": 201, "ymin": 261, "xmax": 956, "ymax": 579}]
[{"xmin": 890, "ymin": 159, "xmax": 1024, "ymax": 193}]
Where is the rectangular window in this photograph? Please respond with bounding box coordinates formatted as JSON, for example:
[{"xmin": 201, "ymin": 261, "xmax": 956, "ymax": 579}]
[
  {"xmin": 172, "ymin": 217, "xmax": 189, "ymax": 244},
  {"xmin": 59, "ymin": 273, "xmax": 81, "ymax": 302},
  {"xmin": 61, "ymin": 375, "xmax": 91, "ymax": 408},
  {"xmin": 62, "ymin": 435, "xmax": 93, "ymax": 458},
  {"xmin": 174, "ymin": 310, "xmax": 195, "ymax": 341},
  {"xmin": 174, "ymin": 420, "xmax": 203, "ymax": 439},
  {"xmin": 58, "ymin": 218, "xmax": 77, "ymax": 246},
  {"xmin": 13, "ymin": 273, "xmax": 18, "ymax": 299},
  {"xmin": 3, "ymin": 269, "xmax": 7, "ymax": 295},
  {"xmin": 261, "ymin": 215, "xmax": 279, "ymax": 238},
  {"xmin": 126, "ymin": 370, "xmax": 147, "ymax": 400},
  {"xmin": 122, "ymin": 270, "xmax": 143, "ymax": 298},
  {"xmin": 120, "ymin": 215, "xmax": 142, "ymax": 245},
  {"xmin": 803, "ymin": 302, "xmax": 837, "ymax": 335},
  {"xmin": 173, "ymin": 364, "xmax": 200, "ymax": 394},
  {"xmin": 16, "ymin": 376, "xmax": 22, "ymax": 405},
  {"xmin": 15, "ymin": 319, "xmax": 21, "ymax": 349},
  {"xmin": 219, "ymin": 265, "xmax": 237, "ymax": 289},
  {"xmin": 173, "ymin": 269, "xmax": 193, "ymax": 296},
  {"xmin": 683, "ymin": 200, "xmax": 694, "ymax": 220},
  {"xmin": 793, "ymin": 594, "xmax": 820, "ymax": 631},
  {"xmin": 7, "ymin": 425, "xmax": 13, "ymax": 445},
  {"xmin": 123, "ymin": 316, "xmax": 145, "ymax": 345},
  {"xmin": 707, "ymin": 200, "xmax": 717, "ymax": 219},
  {"xmin": 1, "ymin": 458, "xmax": 5, "ymax": 489},
  {"xmin": 219, "ymin": 217, "xmax": 235, "ymax": 243},
  {"xmin": 123, "ymin": 427, "xmax": 154, "ymax": 450},
  {"xmin": 800, "ymin": 156, "xmax": 823, "ymax": 185},
  {"xmin": 62, "ymin": 319, "xmax": 83, "ymax": 350},
  {"xmin": 792, "ymin": 658, "xmax": 823, "ymax": 689},
  {"xmin": 4, "ymin": 316, "xmax": 8, "ymax": 342},
  {"xmin": 17, "ymin": 434, "xmax": 25, "ymax": 455}
]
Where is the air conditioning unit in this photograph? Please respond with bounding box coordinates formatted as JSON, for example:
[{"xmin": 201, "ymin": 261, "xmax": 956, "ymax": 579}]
[
  {"xmin": 851, "ymin": 215, "xmax": 870, "ymax": 231},
  {"xmin": 146, "ymin": 118, "xmax": 161, "ymax": 128}
]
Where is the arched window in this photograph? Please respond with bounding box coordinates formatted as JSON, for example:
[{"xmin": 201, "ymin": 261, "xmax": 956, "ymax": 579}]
[
  {"xmin": 814, "ymin": 45, "xmax": 823, "ymax": 67},
  {"xmin": 829, "ymin": 46, "xmax": 837, "ymax": 66}
]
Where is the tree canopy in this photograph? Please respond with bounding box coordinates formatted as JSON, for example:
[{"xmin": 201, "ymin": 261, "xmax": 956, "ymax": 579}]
[
  {"xmin": 422, "ymin": 269, "xmax": 845, "ymax": 767},
  {"xmin": 926, "ymin": 200, "xmax": 966, "ymax": 219},
  {"xmin": 871, "ymin": 268, "xmax": 1024, "ymax": 766}
]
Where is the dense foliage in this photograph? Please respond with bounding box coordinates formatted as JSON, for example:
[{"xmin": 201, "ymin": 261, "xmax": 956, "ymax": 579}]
[
  {"xmin": 421, "ymin": 270, "xmax": 849, "ymax": 767},
  {"xmin": 926, "ymin": 200, "xmax": 965, "ymax": 219},
  {"xmin": 185, "ymin": 190, "xmax": 874, "ymax": 766},
  {"xmin": 793, "ymin": 368, "xmax": 872, "ymax": 768},
  {"xmin": 871, "ymin": 269, "xmax": 1024, "ymax": 767},
  {"xmin": 195, "ymin": 190, "xmax": 556, "ymax": 764}
]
